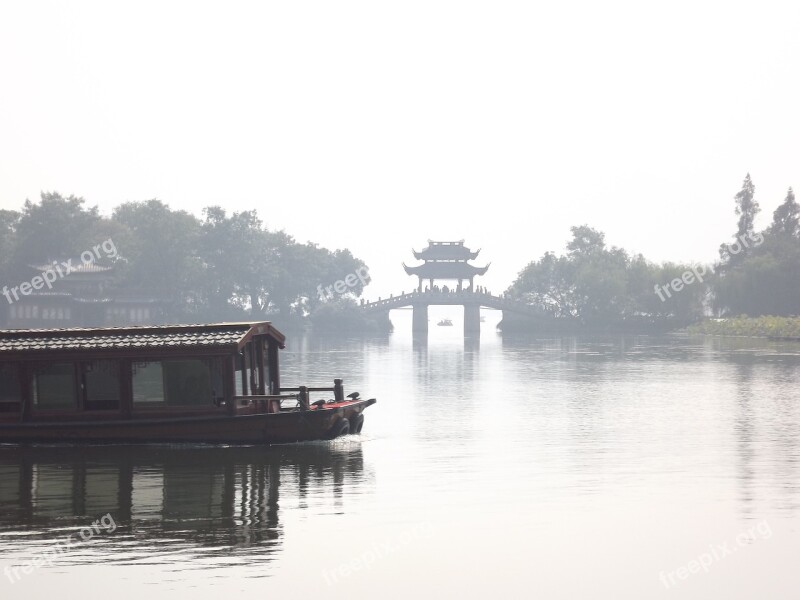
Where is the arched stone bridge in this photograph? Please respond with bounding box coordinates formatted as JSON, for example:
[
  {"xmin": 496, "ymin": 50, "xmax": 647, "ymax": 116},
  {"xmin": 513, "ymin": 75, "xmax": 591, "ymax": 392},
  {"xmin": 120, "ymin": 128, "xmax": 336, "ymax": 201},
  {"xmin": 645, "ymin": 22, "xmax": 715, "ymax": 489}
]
[{"xmin": 359, "ymin": 289, "xmax": 544, "ymax": 335}]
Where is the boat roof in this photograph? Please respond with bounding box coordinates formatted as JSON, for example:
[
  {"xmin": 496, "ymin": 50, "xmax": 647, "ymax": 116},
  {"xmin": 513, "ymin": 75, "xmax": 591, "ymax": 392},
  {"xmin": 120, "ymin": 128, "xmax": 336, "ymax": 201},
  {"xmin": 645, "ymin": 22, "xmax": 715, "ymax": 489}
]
[{"xmin": 0, "ymin": 322, "xmax": 286, "ymax": 357}]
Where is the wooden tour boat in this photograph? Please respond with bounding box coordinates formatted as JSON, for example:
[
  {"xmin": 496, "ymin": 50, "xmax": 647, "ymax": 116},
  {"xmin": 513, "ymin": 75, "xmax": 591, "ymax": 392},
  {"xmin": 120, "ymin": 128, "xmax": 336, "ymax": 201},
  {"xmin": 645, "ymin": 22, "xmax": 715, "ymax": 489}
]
[{"xmin": 0, "ymin": 322, "xmax": 376, "ymax": 444}]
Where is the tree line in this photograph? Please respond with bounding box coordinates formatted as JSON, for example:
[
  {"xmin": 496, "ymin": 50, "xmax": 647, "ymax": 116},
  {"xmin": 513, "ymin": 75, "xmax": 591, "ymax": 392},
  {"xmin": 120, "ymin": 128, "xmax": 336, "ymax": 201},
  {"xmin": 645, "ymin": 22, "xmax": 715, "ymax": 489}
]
[
  {"xmin": 0, "ymin": 193, "xmax": 379, "ymax": 329},
  {"xmin": 506, "ymin": 175, "xmax": 800, "ymax": 330}
]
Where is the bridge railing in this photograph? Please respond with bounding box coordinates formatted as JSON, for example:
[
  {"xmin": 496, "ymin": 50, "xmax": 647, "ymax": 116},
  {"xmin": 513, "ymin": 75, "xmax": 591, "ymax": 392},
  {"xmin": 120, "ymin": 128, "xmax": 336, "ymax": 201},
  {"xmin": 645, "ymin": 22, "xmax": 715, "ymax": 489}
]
[
  {"xmin": 360, "ymin": 289, "xmax": 497, "ymax": 307},
  {"xmin": 358, "ymin": 289, "xmax": 544, "ymax": 316}
]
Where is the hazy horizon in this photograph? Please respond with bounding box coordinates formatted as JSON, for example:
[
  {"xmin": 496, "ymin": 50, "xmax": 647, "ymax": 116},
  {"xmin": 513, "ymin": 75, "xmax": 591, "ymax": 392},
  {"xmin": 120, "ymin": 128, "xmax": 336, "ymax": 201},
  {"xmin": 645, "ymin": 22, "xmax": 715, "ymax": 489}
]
[{"xmin": 2, "ymin": 1, "xmax": 799, "ymax": 299}]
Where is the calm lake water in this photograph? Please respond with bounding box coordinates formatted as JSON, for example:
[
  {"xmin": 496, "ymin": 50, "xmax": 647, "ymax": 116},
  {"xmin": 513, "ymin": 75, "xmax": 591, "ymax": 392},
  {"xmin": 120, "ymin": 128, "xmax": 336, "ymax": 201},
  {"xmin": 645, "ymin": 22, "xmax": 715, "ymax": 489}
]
[{"xmin": 2, "ymin": 309, "xmax": 800, "ymax": 599}]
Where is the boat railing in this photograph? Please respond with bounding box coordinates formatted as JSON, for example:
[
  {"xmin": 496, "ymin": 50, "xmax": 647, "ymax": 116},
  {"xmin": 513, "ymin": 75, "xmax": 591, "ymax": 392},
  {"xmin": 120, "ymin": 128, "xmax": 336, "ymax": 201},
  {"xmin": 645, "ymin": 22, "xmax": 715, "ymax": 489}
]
[
  {"xmin": 234, "ymin": 394, "xmax": 299, "ymax": 412},
  {"xmin": 235, "ymin": 379, "xmax": 347, "ymax": 412},
  {"xmin": 280, "ymin": 379, "xmax": 345, "ymax": 410}
]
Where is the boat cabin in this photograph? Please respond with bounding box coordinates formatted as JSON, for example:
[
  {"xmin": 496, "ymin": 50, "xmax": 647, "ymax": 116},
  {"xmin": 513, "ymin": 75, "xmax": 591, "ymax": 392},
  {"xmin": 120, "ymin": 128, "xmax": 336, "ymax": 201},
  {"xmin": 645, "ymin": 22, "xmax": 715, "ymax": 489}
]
[{"xmin": 0, "ymin": 322, "xmax": 287, "ymax": 422}]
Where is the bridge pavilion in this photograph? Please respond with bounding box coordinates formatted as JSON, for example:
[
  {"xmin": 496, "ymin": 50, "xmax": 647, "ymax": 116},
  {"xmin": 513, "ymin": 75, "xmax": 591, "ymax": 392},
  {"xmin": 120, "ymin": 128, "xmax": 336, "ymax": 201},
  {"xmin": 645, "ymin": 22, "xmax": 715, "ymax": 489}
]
[{"xmin": 402, "ymin": 240, "xmax": 489, "ymax": 293}]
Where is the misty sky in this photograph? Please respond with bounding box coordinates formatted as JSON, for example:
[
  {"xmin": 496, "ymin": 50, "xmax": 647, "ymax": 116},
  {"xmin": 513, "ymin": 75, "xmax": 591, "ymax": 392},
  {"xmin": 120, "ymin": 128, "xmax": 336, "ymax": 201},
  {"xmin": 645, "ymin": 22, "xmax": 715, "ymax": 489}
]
[{"xmin": 2, "ymin": 1, "xmax": 799, "ymax": 299}]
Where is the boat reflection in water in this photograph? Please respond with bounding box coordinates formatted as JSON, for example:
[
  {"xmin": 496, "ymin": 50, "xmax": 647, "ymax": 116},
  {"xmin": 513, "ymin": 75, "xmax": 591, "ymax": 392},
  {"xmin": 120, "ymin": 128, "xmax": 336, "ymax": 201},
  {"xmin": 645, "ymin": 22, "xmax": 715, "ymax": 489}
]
[{"xmin": 0, "ymin": 443, "xmax": 368, "ymax": 566}]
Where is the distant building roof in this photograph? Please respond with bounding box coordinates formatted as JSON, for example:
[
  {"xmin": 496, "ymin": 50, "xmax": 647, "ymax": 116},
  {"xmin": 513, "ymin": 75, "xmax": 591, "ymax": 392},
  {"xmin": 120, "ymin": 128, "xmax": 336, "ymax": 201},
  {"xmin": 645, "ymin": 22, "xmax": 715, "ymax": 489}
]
[
  {"xmin": 405, "ymin": 239, "xmax": 488, "ymax": 279},
  {"xmin": 403, "ymin": 261, "xmax": 489, "ymax": 279},
  {"xmin": 412, "ymin": 241, "xmax": 481, "ymax": 261},
  {"xmin": 29, "ymin": 261, "xmax": 113, "ymax": 274},
  {"xmin": 0, "ymin": 322, "xmax": 285, "ymax": 355}
]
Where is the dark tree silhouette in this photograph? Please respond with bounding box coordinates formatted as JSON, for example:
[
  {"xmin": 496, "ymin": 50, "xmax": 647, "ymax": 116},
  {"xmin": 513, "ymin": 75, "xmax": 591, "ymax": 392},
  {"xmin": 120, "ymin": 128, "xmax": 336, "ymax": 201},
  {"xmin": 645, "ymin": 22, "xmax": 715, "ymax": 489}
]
[{"xmin": 768, "ymin": 187, "xmax": 799, "ymax": 238}]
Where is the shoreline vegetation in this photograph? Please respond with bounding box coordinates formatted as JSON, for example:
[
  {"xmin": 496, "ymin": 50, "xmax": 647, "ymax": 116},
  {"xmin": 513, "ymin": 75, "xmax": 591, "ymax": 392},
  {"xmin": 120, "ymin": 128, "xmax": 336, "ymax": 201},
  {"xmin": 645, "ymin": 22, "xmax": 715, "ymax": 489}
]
[
  {"xmin": 2, "ymin": 173, "xmax": 798, "ymax": 336},
  {"xmin": 0, "ymin": 193, "xmax": 388, "ymax": 333},
  {"xmin": 685, "ymin": 317, "xmax": 800, "ymax": 340},
  {"xmin": 497, "ymin": 314, "xmax": 690, "ymax": 335},
  {"xmin": 503, "ymin": 175, "xmax": 800, "ymax": 336}
]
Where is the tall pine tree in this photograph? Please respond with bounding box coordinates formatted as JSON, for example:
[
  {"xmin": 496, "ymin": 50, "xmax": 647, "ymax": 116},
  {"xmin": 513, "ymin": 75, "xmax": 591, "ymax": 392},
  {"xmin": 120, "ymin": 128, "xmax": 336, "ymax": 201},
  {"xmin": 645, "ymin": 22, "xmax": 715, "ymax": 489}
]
[
  {"xmin": 769, "ymin": 187, "xmax": 799, "ymax": 238},
  {"xmin": 735, "ymin": 173, "xmax": 759, "ymax": 238},
  {"xmin": 719, "ymin": 173, "xmax": 760, "ymax": 266}
]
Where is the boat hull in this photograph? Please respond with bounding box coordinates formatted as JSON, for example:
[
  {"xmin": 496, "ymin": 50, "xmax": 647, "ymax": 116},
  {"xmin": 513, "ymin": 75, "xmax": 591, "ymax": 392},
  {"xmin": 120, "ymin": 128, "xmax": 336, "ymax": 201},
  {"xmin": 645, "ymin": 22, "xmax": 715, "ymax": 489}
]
[{"xmin": 0, "ymin": 399, "xmax": 375, "ymax": 444}]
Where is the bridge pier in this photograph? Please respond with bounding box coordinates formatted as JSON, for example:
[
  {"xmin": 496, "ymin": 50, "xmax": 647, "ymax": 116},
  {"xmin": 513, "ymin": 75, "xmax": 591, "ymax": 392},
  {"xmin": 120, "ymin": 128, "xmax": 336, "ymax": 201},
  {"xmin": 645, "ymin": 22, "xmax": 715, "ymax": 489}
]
[
  {"xmin": 412, "ymin": 303, "xmax": 428, "ymax": 335},
  {"xmin": 464, "ymin": 304, "xmax": 480, "ymax": 337}
]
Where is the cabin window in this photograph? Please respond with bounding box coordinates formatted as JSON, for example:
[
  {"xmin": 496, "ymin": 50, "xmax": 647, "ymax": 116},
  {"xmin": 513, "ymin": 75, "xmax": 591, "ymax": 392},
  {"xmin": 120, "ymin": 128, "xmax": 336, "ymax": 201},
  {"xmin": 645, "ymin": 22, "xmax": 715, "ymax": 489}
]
[
  {"xmin": 133, "ymin": 359, "xmax": 224, "ymax": 406},
  {"xmin": 210, "ymin": 358, "xmax": 225, "ymax": 404},
  {"xmin": 132, "ymin": 362, "xmax": 166, "ymax": 404},
  {"xmin": 235, "ymin": 353, "xmax": 247, "ymax": 396},
  {"xmin": 0, "ymin": 364, "xmax": 21, "ymax": 413},
  {"xmin": 249, "ymin": 342, "xmax": 261, "ymax": 393},
  {"xmin": 163, "ymin": 360, "xmax": 213, "ymax": 406},
  {"xmin": 82, "ymin": 361, "xmax": 121, "ymax": 411},
  {"xmin": 236, "ymin": 341, "xmax": 271, "ymax": 395},
  {"xmin": 33, "ymin": 363, "xmax": 77, "ymax": 410},
  {"xmin": 262, "ymin": 338, "xmax": 273, "ymax": 394}
]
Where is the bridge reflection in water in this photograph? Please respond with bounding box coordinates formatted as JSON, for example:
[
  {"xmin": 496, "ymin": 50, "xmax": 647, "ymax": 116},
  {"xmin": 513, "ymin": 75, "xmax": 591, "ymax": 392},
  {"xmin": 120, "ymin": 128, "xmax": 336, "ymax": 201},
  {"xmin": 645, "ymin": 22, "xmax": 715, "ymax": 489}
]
[{"xmin": 0, "ymin": 444, "xmax": 367, "ymax": 565}]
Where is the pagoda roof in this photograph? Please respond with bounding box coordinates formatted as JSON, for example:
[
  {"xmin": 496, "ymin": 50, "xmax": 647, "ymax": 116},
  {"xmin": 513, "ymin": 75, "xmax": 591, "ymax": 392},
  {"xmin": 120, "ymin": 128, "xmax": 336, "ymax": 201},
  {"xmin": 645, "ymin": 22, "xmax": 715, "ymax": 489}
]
[
  {"xmin": 412, "ymin": 240, "xmax": 481, "ymax": 261},
  {"xmin": 403, "ymin": 261, "xmax": 490, "ymax": 279}
]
